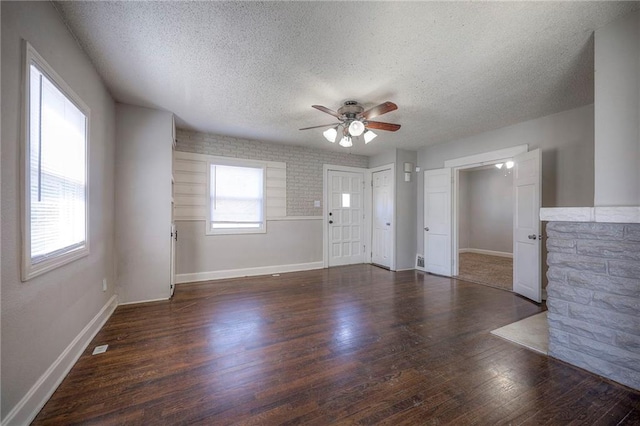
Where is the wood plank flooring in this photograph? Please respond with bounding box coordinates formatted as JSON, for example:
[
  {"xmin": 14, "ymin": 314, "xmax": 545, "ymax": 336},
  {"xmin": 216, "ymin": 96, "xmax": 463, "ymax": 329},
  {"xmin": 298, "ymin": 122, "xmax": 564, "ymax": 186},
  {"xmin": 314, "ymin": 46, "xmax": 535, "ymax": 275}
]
[
  {"xmin": 34, "ymin": 265, "xmax": 640, "ymax": 425},
  {"xmin": 457, "ymin": 252, "xmax": 513, "ymax": 291}
]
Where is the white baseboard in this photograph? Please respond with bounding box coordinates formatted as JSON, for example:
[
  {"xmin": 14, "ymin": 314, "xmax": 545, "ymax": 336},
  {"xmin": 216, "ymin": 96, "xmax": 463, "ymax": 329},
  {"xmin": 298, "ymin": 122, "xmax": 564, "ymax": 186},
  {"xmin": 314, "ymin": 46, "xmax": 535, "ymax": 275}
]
[
  {"xmin": 4, "ymin": 295, "xmax": 118, "ymax": 426},
  {"xmin": 176, "ymin": 261, "xmax": 324, "ymax": 284},
  {"xmin": 118, "ymin": 297, "xmax": 169, "ymax": 306},
  {"xmin": 459, "ymin": 248, "xmax": 513, "ymax": 259}
]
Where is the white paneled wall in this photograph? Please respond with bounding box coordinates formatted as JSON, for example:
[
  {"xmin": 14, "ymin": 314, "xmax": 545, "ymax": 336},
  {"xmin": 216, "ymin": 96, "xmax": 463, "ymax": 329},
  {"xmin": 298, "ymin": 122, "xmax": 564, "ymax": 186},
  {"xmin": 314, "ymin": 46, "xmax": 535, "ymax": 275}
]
[
  {"xmin": 173, "ymin": 151, "xmax": 287, "ymax": 220},
  {"xmin": 175, "ymin": 129, "xmax": 369, "ymax": 216}
]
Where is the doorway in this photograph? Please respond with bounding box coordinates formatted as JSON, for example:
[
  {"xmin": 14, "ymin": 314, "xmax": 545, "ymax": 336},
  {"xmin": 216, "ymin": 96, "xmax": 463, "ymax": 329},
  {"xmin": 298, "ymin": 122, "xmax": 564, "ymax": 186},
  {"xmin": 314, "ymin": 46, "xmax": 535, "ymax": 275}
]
[
  {"xmin": 326, "ymin": 169, "xmax": 365, "ymax": 267},
  {"xmin": 371, "ymin": 168, "xmax": 393, "ymax": 269},
  {"xmin": 456, "ymin": 164, "xmax": 513, "ymax": 291},
  {"xmin": 422, "ymin": 145, "xmax": 542, "ymax": 303}
]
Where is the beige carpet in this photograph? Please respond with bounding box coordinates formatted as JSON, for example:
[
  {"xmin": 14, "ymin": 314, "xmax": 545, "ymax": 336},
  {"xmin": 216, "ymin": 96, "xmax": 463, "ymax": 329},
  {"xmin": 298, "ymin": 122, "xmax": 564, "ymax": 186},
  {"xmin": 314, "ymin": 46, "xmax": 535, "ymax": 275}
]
[
  {"xmin": 491, "ymin": 312, "xmax": 549, "ymax": 355},
  {"xmin": 456, "ymin": 252, "xmax": 512, "ymax": 291}
]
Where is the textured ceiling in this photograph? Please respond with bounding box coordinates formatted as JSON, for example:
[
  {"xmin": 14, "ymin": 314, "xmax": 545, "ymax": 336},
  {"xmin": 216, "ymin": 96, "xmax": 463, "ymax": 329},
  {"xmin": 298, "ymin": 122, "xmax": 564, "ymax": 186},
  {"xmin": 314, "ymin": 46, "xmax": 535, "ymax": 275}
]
[{"xmin": 54, "ymin": 1, "xmax": 639, "ymax": 156}]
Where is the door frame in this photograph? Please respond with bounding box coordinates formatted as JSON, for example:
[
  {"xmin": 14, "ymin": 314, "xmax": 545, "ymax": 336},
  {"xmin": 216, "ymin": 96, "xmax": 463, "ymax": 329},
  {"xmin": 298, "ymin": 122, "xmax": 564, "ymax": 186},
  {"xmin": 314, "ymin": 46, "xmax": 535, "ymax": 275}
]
[
  {"xmin": 369, "ymin": 163, "xmax": 396, "ymax": 271},
  {"xmin": 443, "ymin": 145, "xmax": 528, "ymax": 276},
  {"xmin": 322, "ymin": 164, "xmax": 371, "ymax": 268}
]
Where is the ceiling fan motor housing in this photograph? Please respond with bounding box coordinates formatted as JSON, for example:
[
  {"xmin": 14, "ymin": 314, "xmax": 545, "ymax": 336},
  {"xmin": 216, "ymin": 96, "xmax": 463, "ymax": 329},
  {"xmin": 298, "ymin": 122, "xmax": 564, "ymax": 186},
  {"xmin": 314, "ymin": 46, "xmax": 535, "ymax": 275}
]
[{"xmin": 338, "ymin": 100, "xmax": 365, "ymax": 120}]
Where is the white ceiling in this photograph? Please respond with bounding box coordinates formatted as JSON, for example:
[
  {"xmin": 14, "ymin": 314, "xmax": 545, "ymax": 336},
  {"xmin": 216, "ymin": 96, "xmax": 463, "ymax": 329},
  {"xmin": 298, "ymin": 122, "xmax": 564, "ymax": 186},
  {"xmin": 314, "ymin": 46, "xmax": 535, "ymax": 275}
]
[{"xmin": 54, "ymin": 1, "xmax": 638, "ymax": 156}]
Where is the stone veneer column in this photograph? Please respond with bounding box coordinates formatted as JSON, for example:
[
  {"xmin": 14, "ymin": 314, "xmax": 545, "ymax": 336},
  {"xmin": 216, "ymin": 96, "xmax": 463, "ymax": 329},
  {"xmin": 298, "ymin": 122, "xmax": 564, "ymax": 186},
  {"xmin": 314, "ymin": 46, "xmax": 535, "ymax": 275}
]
[{"xmin": 546, "ymin": 221, "xmax": 640, "ymax": 391}]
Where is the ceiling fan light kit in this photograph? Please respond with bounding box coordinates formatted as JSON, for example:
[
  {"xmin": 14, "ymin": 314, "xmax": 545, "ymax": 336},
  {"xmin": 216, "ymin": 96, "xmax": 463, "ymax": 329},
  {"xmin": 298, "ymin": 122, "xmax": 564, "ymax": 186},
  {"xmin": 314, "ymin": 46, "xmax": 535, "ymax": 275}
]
[
  {"xmin": 348, "ymin": 120, "xmax": 365, "ymax": 136},
  {"xmin": 364, "ymin": 130, "xmax": 377, "ymax": 144},
  {"xmin": 323, "ymin": 126, "xmax": 338, "ymax": 143},
  {"xmin": 300, "ymin": 100, "xmax": 400, "ymax": 148},
  {"xmin": 339, "ymin": 135, "xmax": 353, "ymax": 148}
]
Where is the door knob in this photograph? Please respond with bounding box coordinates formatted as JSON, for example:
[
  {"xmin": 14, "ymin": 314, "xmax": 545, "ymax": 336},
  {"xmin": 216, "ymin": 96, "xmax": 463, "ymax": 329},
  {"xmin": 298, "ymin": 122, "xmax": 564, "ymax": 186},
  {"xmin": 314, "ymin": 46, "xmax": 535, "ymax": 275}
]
[
  {"xmin": 424, "ymin": 227, "xmax": 429, "ymax": 231},
  {"xmin": 386, "ymin": 222, "xmax": 391, "ymax": 226},
  {"xmin": 528, "ymin": 234, "xmax": 537, "ymax": 240},
  {"xmin": 329, "ymin": 220, "xmax": 333, "ymax": 224}
]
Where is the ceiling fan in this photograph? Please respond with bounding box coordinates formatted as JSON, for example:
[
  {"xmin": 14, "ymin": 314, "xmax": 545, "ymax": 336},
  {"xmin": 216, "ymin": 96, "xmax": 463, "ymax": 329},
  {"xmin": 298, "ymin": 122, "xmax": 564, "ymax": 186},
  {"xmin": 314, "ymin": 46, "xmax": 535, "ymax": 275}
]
[{"xmin": 300, "ymin": 100, "xmax": 401, "ymax": 147}]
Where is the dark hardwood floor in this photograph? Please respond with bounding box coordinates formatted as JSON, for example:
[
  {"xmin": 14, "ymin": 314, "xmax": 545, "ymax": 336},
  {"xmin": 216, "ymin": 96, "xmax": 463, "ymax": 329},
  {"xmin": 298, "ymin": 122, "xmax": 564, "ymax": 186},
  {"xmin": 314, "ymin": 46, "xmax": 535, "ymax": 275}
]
[{"xmin": 34, "ymin": 265, "xmax": 640, "ymax": 425}]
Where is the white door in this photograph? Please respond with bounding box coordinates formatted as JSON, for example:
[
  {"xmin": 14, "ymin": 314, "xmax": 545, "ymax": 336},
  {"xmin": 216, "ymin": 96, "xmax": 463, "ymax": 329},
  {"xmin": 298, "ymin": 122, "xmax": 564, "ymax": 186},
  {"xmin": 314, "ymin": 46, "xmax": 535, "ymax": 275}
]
[
  {"xmin": 513, "ymin": 149, "xmax": 541, "ymax": 302},
  {"xmin": 424, "ymin": 168, "xmax": 452, "ymax": 276},
  {"xmin": 170, "ymin": 223, "xmax": 176, "ymax": 297},
  {"xmin": 372, "ymin": 169, "xmax": 393, "ymax": 268},
  {"xmin": 328, "ymin": 170, "xmax": 365, "ymax": 266}
]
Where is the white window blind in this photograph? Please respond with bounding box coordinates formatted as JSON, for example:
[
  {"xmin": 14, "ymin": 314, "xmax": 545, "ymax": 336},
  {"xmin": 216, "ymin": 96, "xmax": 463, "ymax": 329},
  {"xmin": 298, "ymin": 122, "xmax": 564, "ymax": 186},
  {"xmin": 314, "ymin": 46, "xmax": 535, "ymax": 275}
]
[
  {"xmin": 23, "ymin": 42, "xmax": 89, "ymax": 280},
  {"xmin": 209, "ymin": 163, "xmax": 265, "ymax": 233}
]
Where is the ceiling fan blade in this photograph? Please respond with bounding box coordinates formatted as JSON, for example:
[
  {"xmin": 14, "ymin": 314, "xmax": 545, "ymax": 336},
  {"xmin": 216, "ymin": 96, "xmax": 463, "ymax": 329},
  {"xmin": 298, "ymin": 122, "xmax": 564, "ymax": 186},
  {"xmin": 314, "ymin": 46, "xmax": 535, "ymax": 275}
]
[
  {"xmin": 365, "ymin": 121, "xmax": 401, "ymax": 132},
  {"xmin": 361, "ymin": 101, "xmax": 398, "ymax": 119},
  {"xmin": 299, "ymin": 123, "xmax": 340, "ymax": 131},
  {"xmin": 312, "ymin": 105, "xmax": 342, "ymax": 119}
]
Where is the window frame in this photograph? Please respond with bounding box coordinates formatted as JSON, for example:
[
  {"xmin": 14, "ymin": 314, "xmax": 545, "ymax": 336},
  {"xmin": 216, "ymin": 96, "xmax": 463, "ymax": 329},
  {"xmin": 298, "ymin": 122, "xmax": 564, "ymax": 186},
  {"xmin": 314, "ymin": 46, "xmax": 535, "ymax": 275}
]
[
  {"xmin": 206, "ymin": 157, "xmax": 267, "ymax": 235},
  {"xmin": 21, "ymin": 41, "xmax": 91, "ymax": 281}
]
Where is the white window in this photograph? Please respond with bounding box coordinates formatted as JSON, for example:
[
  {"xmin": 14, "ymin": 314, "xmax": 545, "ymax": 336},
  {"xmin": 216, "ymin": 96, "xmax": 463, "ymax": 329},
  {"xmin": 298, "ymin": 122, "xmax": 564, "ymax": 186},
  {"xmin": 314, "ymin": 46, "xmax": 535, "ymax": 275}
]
[
  {"xmin": 207, "ymin": 161, "xmax": 266, "ymax": 234},
  {"xmin": 22, "ymin": 42, "xmax": 90, "ymax": 281}
]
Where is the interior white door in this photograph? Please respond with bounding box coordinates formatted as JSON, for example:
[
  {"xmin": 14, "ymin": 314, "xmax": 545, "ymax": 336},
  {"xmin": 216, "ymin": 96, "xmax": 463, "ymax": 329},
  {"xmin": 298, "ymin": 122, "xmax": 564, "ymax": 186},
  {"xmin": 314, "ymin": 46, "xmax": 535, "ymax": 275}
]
[
  {"xmin": 424, "ymin": 168, "xmax": 452, "ymax": 276},
  {"xmin": 170, "ymin": 223, "xmax": 176, "ymax": 297},
  {"xmin": 328, "ymin": 170, "xmax": 365, "ymax": 267},
  {"xmin": 372, "ymin": 169, "xmax": 393, "ymax": 268},
  {"xmin": 513, "ymin": 149, "xmax": 541, "ymax": 302}
]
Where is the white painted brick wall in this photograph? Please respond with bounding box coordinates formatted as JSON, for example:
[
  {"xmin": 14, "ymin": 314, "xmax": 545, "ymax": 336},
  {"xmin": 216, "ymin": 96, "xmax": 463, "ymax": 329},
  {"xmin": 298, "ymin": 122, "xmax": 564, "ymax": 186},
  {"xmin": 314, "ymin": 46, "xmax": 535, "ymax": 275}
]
[{"xmin": 176, "ymin": 129, "xmax": 369, "ymax": 216}]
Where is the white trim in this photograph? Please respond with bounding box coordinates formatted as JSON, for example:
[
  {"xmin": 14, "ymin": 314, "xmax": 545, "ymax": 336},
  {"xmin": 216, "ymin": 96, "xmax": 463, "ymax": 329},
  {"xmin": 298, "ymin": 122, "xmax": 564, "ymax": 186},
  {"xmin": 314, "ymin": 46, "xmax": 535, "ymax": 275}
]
[
  {"xmin": 459, "ymin": 248, "xmax": 513, "ymax": 258},
  {"xmin": 205, "ymin": 160, "xmax": 267, "ymax": 235},
  {"xmin": 117, "ymin": 297, "xmax": 170, "ymax": 306},
  {"xmin": 3, "ymin": 295, "xmax": 117, "ymax": 426},
  {"xmin": 176, "ymin": 261, "xmax": 324, "ymax": 283},
  {"xmin": 443, "ymin": 145, "xmax": 528, "ymax": 169},
  {"xmin": 395, "ymin": 267, "xmax": 416, "ymax": 272},
  {"xmin": 21, "ymin": 40, "xmax": 92, "ymax": 281},
  {"xmin": 540, "ymin": 206, "xmax": 640, "ymax": 224},
  {"xmin": 369, "ymin": 163, "xmax": 396, "ymax": 271},
  {"xmin": 267, "ymin": 216, "xmax": 323, "ymax": 221}
]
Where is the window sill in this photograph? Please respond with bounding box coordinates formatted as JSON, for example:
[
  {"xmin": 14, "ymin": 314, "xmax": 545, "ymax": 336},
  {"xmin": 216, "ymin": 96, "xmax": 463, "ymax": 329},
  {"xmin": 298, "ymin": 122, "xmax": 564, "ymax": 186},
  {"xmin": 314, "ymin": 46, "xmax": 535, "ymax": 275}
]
[
  {"xmin": 22, "ymin": 246, "xmax": 89, "ymax": 282},
  {"xmin": 205, "ymin": 226, "xmax": 267, "ymax": 236}
]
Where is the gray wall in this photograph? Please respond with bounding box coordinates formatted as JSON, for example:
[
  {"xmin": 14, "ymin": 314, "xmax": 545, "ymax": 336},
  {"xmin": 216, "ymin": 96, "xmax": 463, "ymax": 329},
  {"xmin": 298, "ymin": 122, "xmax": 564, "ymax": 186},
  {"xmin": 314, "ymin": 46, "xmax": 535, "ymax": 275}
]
[
  {"xmin": 367, "ymin": 147, "xmax": 419, "ymax": 270},
  {"xmin": 417, "ymin": 104, "xmax": 594, "ymax": 255},
  {"xmin": 369, "ymin": 149, "xmax": 397, "ymax": 169},
  {"xmin": 177, "ymin": 220, "xmax": 323, "ymax": 274},
  {"xmin": 115, "ymin": 104, "xmax": 173, "ymax": 303},
  {"xmin": 174, "ymin": 130, "xmax": 368, "ymax": 276},
  {"xmin": 1, "ymin": 1, "xmax": 116, "ymax": 418},
  {"xmin": 396, "ymin": 149, "xmax": 418, "ymax": 270},
  {"xmin": 464, "ymin": 168, "xmax": 513, "ymax": 253},
  {"xmin": 594, "ymin": 11, "xmax": 640, "ymax": 207}
]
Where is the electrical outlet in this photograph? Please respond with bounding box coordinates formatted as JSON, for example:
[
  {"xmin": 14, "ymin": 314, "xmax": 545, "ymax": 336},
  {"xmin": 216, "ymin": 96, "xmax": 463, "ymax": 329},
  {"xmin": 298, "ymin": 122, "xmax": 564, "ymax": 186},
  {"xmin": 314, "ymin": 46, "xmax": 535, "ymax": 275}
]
[
  {"xmin": 102, "ymin": 278, "xmax": 107, "ymax": 292},
  {"xmin": 314, "ymin": 200, "xmax": 321, "ymax": 208}
]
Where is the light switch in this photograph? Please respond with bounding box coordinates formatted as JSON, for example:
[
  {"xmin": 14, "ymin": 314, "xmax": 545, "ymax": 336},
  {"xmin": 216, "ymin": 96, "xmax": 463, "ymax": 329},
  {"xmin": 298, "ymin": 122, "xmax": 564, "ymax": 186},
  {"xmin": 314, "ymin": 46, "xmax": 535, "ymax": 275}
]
[{"xmin": 314, "ymin": 200, "xmax": 321, "ymax": 208}]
